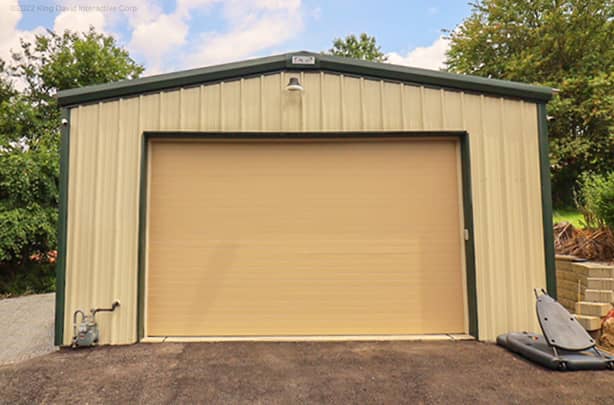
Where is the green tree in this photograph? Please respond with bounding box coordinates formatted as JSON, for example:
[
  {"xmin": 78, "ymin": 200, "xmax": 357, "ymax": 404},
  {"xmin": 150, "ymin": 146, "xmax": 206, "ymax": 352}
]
[
  {"xmin": 0, "ymin": 28, "xmax": 143, "ymax": 293},
  {"xmin": 577, "ymin": 171, "xmax": 614, "ymax": 229},
  {"xmin": 327, "ymin": 33, "xmax": 387, "ymax": 62},
  {"xmin": 445, "ymin": 0, "xmax": 614, "ymax": 206}
]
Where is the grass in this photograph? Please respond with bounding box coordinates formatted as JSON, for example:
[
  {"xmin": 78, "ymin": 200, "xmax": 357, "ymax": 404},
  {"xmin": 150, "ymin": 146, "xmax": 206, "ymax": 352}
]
[{"xmin": 553, "ymin": 208, "xmax": 585, "ymax": 228}]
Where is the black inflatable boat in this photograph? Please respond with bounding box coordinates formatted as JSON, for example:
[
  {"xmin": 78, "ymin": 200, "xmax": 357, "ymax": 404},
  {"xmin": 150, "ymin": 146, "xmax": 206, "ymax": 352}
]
[{"xmin": 497, "ymin": 289, "xmax": 614, "ymax": 371}]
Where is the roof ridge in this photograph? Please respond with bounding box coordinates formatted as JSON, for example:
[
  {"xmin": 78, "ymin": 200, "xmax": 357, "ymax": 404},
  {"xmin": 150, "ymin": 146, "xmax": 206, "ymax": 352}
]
[{"xmin": 57, "ymin": 51, "xmax": 552, "ymax": 106}]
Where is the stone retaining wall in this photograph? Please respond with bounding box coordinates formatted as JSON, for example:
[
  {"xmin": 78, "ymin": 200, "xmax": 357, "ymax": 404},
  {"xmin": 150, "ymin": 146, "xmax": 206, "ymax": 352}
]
[
  {"xmin": 556, "ymin": 255, "xmax": 614, "ymax": 312},
  {"xmin": 556, "ymin": 255, "xmax": 588, "ymax": 312}
]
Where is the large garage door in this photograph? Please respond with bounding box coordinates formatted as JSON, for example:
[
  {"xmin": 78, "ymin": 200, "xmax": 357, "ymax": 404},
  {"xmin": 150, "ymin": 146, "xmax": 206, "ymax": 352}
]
[{"xmin": 146, "ymin": 138, "xmax": 466, "ymax": 337}]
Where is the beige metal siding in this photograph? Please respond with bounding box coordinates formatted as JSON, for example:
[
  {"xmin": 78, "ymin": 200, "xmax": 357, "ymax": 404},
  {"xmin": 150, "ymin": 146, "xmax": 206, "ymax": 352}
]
[
  {"xmin": 147, "ymin": 138, "xmax": 465, "ymax": 336},
  {"xmin": 64, "ymin": 72, "xmax": 546, "ymax": 344}
]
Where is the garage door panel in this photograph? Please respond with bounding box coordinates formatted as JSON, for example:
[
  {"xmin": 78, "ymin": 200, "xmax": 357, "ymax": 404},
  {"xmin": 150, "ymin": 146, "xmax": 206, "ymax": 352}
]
[{"xmin": 147, "ymin": 139, "xmax": 466, "ymax": 337}]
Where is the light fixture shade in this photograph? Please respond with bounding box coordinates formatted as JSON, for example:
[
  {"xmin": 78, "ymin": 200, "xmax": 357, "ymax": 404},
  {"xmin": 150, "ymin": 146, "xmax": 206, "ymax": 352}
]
[{"xmin": 286, "ymin": 77, "xmax": 304, "ymax": 92}]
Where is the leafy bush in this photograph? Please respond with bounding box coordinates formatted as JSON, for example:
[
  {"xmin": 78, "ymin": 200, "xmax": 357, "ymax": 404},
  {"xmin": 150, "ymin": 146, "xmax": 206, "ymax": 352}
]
[
  {"xmin": 0, "ymin": 262, "xmax": 56, "ymax": 297},
  {"xmin": 0, "ymin": 28, "xmax": 143, "ymax": 297},
  {"xmin": 0, "ymin": 144, "xmax": 59, "ymax": 263},
  {"xmin": 576, "ymin": 172, "xmax": 614, "ymax": 229},
  {"xmin": 445, "ymin": 0, "xmax": 614, "ymax": 206}
]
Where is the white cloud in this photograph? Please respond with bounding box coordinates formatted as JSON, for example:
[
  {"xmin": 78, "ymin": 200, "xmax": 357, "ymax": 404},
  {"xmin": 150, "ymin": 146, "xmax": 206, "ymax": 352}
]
[
  {"xmin": 128, "ymin": 13, "xmax": 189, "ymax": 73},
  {"xmin": 1, "ymin": 0, "xmax": 111, "ymax": 87},
  {"xmin": 105, "ymin": 0, "xmax": 164, "ymax": 28},
  {"xmin": 53, "ymin": 10, "xmax": 107, "ymax": 34},
  {"xmin": 0, "ymin": 1, "xmax": 46, "ymax": 83},
  {"xmin": 122, "ymin": 0, "xmax": 303, "ymax": 73},
  {"xmin": 185, "ymin": 0, "xmax": 303, "ymax": 67},
  {"xmin": 0, "ymin": 0, "xmax": 45, "ymax": 90},
  {"xmin": 0, "ymin": 1, "xmax": 31, "ymax": 63},
  {"xmin": 175, "ymin": 0, "xmax": 216, "ymax": 17},
  {"xmin": 123, "ymin": 0, "xmax": 210, "ymax": 73},
  {"xmin": 387, "ymin": 36, "xmax": 450, "ymax": 71},
  {"xmin": 0, "ymin": 1, "xmax": 22, "ymax": 44},
  {"xmin": 1, "ymin": 0, "xmax": 305, "ymax": 77},
  {"xmin": 2, "ymin": 0, "xmax": 114, "ymax": 66}
]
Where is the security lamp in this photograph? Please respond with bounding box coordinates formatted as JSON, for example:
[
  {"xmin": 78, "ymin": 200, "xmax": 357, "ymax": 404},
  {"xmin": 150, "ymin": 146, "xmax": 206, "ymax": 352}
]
[{"xmin": 286, "ymin": 77, "xmax": 304, "ymax": 92}]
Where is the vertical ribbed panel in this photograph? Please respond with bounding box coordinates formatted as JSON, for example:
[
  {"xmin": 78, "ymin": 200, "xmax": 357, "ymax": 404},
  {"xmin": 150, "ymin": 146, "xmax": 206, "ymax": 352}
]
[
  {"xmin": 64, "ymin": 71, "xmax": 546, "ymax": 344},
  {"xmin": 262, "ymin": 75, "xmax": 281, "ymax": 131},
  {"xmin": 180, "ymin": 87, "xmax": 200, "ymax": 130}
]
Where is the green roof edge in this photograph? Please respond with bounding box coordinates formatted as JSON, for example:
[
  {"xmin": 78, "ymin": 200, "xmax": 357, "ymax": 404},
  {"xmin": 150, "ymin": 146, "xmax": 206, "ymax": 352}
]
[{"xmin": 57, "ymin": 51, "xmax": 553, "ymax": 106}]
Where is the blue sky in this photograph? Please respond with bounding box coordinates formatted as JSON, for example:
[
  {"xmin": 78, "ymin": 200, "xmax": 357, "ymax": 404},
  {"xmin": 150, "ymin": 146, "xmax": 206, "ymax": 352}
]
[{"xmin": 2, "ymin": 1, "xmax": 472, "ymax": 76}]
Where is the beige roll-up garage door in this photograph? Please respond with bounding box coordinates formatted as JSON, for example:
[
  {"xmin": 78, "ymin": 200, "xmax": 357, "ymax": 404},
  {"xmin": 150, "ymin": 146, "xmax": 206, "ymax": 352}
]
[{"xmin": 146, "ymin": 138, "xmax": 466, "ymax": 337}]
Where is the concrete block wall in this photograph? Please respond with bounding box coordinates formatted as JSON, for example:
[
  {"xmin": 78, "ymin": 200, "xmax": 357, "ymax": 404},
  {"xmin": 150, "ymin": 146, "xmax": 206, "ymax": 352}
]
[
  {"xmin": 556, "ymin": 255, "xmax": 614, "ymax": 331},
  {"xmin": 556, "ymin": 255, "xmax": 587, "ymax": 312}
]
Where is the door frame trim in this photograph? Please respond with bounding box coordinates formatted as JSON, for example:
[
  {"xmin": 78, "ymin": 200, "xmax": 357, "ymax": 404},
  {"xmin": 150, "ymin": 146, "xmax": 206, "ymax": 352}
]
[{"xmin": 137, "ymin": 131, "xmax": 479, "ymax": 339}]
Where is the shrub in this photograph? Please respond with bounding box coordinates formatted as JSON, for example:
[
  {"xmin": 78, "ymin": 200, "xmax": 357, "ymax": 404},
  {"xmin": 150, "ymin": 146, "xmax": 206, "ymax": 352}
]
[
  {"xmin": 576, "ymin": 172, "xmax": 614, "ymax": 229},
  {"xmin": 0, "ymin": 262, "xmax": 55, "ymax": 297}
]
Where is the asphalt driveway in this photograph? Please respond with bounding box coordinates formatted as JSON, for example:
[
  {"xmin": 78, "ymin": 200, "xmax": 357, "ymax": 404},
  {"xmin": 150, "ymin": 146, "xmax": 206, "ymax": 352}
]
[
  {"xmin": 0, "ymin": 293, "xmax": 56, "ymax": 365},
  {"xmin": 1, "ymin": 340, "xmax": 613, "ymax": 404}
]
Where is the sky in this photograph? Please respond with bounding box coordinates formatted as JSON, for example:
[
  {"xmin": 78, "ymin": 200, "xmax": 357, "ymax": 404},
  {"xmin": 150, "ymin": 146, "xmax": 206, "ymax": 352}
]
[{"xmin": 1, "ymin": 0, "xmax": 473, "ymax": 77}]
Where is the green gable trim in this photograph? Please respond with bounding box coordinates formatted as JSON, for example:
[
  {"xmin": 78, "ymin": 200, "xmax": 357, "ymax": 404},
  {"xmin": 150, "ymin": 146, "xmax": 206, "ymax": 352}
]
[
  {"xmin": 538, "ymin": 104, "xmax": 556, "ymax": 297},
  {"xmin": 54, "ymin": 108, "xmax": 70, "ymax": 346},
  {"xmin": 57, "ymin": 51, "xmax": 552, "ymax": 107}
]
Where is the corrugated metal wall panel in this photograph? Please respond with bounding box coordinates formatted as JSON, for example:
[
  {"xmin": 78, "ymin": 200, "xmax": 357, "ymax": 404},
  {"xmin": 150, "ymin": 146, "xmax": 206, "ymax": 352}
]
[
  {"xmin": 201, "ymin": 83, "xmax": 220, "ymax": 130},
  {"xmin": 382, "ymin": 82, "xmax": 403, "ymax": 130},
  {"xmin": 221, "ymin": 80, "xmax": 241, "ymax": 131},
  {"xmin": 262, "ymin": 75, "xmax": 281, "ymax": 131},
  {"xmin": 403, "ymin": 85, "xmax": 423, "ymax": 130},
  {"xmin": 180, "ymin": 87, "xmax": 201, "ymax": 131},
  {"xmin": 322, "ymin": 73, "xmax": 342, "ymax": 130},
  {"xmin": 64, "ymin": 71, "xmax": 546, "ymax": 344},
  {"xmin": 161, "ymin": 90, "xmax": 181, "ymax": 130},
  {"xmin": 444, "ymin": 91, "xmax": 464, "ymax": 130},
  {"xmin": 243, "ymin": 77, "xmax": 261, "ymax": 131},
  {"xmin": 303, "ymin": 73, "xmax": 322, "ymax": 131},
  {"xmin": 423, "ymin": 88, "xmax": 444, "ymax": 130},
  {"xmin": 362, "ymin": 79, "xmax": 382, "ymax": 130},
  {"xmin": 116, "ymin": 97, "xmax": 141, "ymax": 343}
]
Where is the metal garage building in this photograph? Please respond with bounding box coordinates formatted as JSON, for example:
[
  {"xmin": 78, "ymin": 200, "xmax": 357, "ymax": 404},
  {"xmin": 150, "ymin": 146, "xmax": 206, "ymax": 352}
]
[{"xmin": 55, "ymin": 52, "xmax": 554, "ymax": 345}]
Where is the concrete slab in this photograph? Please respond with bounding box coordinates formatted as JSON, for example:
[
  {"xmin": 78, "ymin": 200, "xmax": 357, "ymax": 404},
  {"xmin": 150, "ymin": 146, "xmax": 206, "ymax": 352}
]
[{"xmin": 144, "ymin": 334, "xmax": 476, "ymax": 343}]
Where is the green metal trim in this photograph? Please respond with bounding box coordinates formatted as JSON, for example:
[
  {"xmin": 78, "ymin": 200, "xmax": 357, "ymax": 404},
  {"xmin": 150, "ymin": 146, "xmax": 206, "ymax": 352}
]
[
  {"xmin": 137, "ymin": 135, "xmax": 148, "ymax": 340},
  {"xmin": 316, "ymin": 54, "xmax": 551, "ymax": 102},
  {"xmin": 136, "ymin": 131, "xmax": 479, "ymax": 339},
  {"xmin": 459, "ymin": 134, "xmax": 479, "ymax": 338},
  {"xmin": 143, "ymin": 130, "xmax": 468, "ymax": 140},
  {"xmin": 57, "ymin": 51, "xmax": 552, "ymax": 107},
  {"xmin": 58, "ymin": 54, "xmax": 288, "ymax": 107},
  {"xmin": 538, "ymin": 104, "xmax": 556, "ymax": 297},
  {"xmin": 54, "ymin": 108, "xmax": 70, "ymax": 346}
]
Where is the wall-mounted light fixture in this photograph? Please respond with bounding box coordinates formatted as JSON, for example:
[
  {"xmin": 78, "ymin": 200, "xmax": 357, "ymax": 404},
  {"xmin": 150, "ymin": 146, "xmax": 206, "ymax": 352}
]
[{"xmin": 286, "ymin": 77, "xmax": 304, "ymax": 92}]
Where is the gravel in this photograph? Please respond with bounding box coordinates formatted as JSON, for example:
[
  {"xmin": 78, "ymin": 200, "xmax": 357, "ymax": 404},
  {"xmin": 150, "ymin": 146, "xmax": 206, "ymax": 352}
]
[
  {"xmin": 3, "ymin": 297, "xmax": 614, "ymax": 403},
  {"xmin": 2, "ymin": 340, "xmax": 614, "ymax": 403},
  {"xmin": 0, "ymin": 293, "xmax": 57, "ymax": 365}
]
